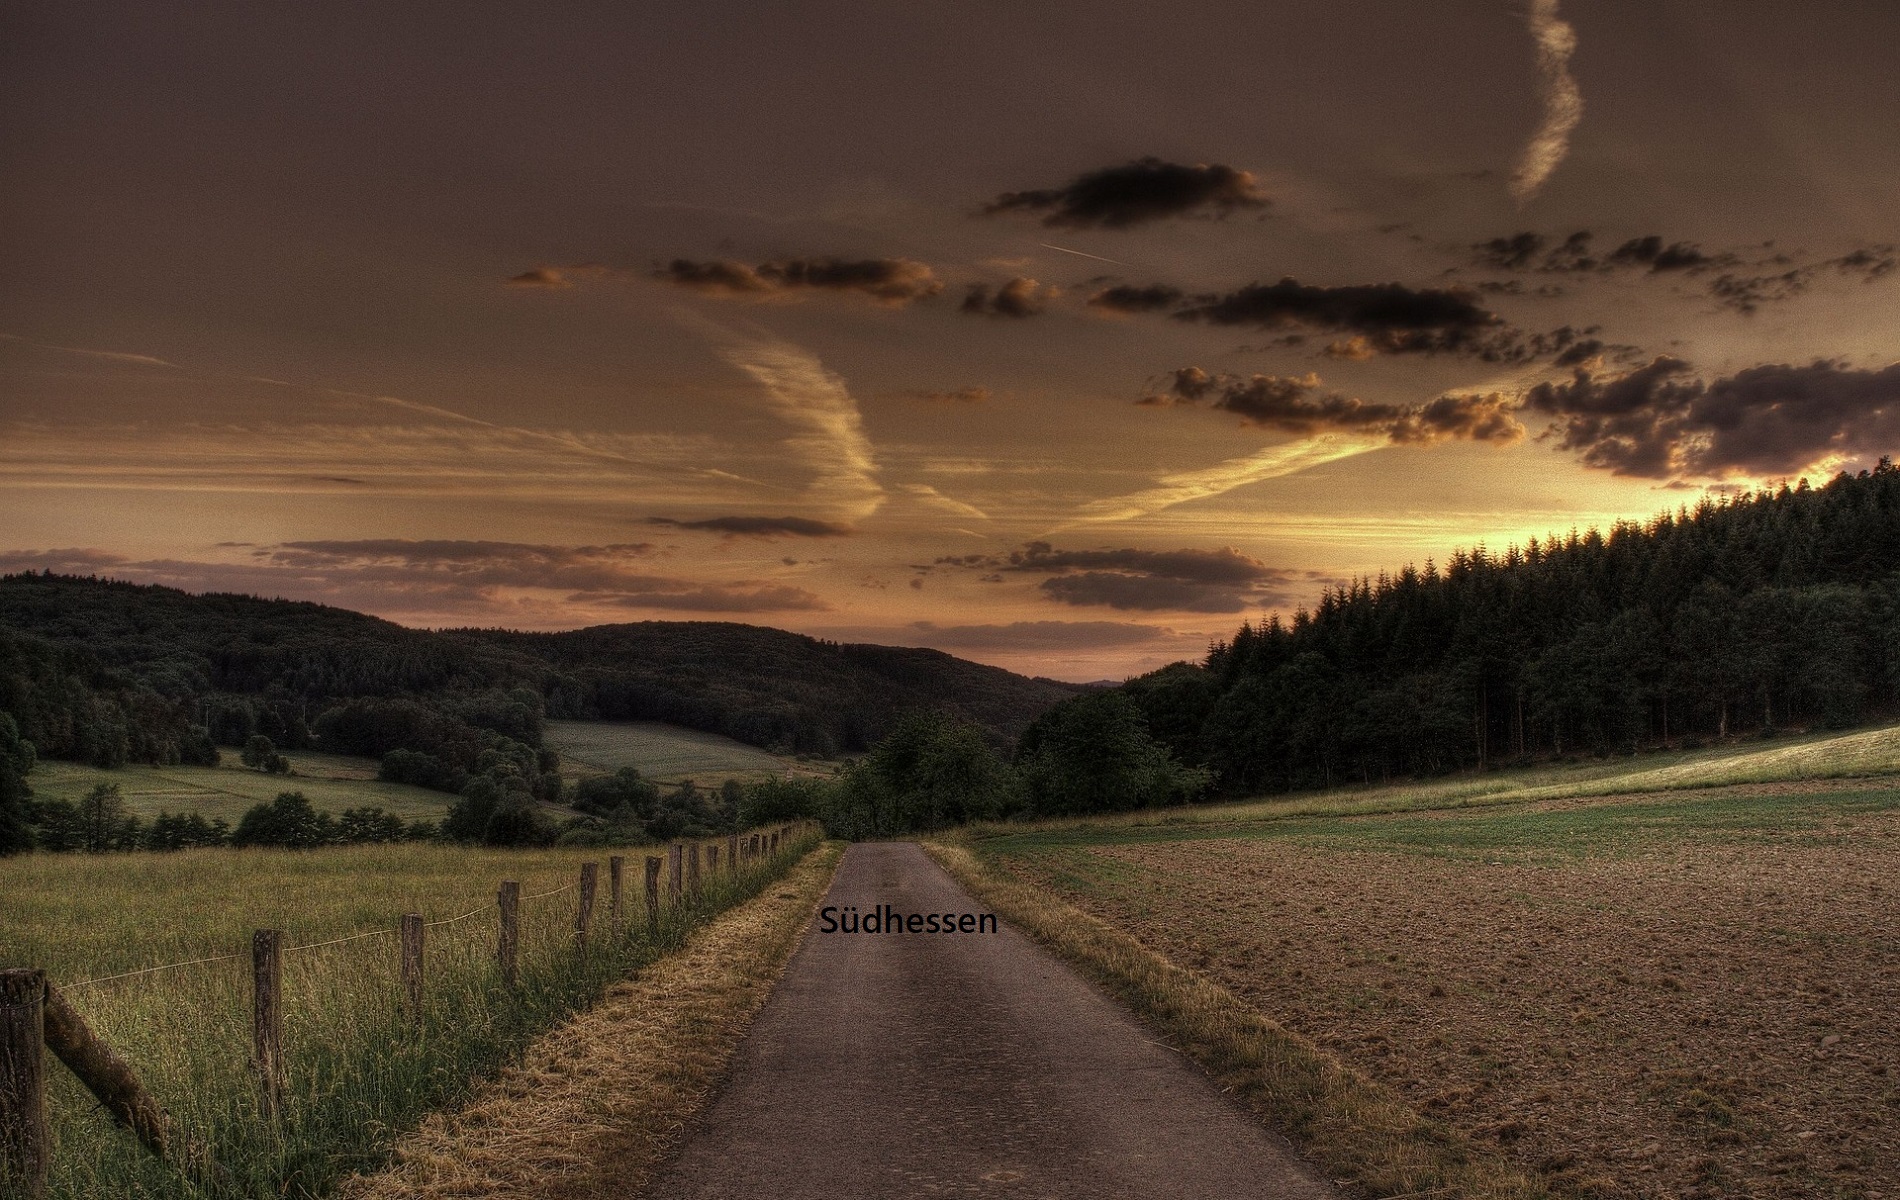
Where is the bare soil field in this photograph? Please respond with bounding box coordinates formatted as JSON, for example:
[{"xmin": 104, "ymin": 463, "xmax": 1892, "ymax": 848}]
[{"xmin": 986, "ymin": 785, "xmax": 1900, "ymax": 1199}]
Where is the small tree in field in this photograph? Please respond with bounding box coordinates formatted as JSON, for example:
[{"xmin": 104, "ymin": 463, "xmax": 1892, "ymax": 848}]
[
  {"xmin": 78, "ymin": 783, "xmax": 139, "ymax": 852},
  {"xmin": 242, "ymin": 734, "xmax": 290, "ymax": 774}
]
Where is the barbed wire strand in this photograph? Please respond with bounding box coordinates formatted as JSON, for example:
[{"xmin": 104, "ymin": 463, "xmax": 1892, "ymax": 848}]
[
  {"xmin": 286, "ymin": 926, "xmax": 396, "ymax": 953},
  {"xmin": 425, "ymin": 904, "xmax": 491, "ymax": 928},
  {"xmin": 64, "ymin": 951, "xmax": 245, "ymax": 991},
  {"xmin": 523, "ymin": 882, "xmax": 577, "ymax": 902}
]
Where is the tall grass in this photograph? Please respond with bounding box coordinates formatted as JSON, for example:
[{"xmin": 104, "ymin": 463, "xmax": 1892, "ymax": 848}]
[{"xmin": 0, "ymin": 826, "xmax": 821, "ymax": 1198}]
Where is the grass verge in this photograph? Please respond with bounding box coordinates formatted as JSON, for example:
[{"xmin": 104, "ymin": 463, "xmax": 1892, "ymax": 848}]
[
  {"xmin": 961, "ymin": 718, "xmax": 1900, "ymax": 843},
  {"xmin": 338, "ymin": 839, "xmax": 843, "ymax": 1200},
  {"xmin": 11, "ymin": 827, "xmax": 820, "ymax": 1199},
  {"xmin": 924, "ymin": 838, "xmax": 1550, "ymax": 1200}
]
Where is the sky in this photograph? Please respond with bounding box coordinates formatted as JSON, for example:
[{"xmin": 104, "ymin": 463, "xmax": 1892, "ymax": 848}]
[{"xmin": 4, "ymin": 1, "xmax": 1898, "ymax": 680}]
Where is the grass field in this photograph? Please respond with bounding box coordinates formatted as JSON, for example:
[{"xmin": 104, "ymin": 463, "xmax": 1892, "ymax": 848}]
[
  {"xmin": 965, "ymin": 746, "xmax": 1900, "ymax": 1199},
  {"xmin": 978, "ymin": 718, "xmax": 1900, "ymax": 840},
  {"xmin": 544, "ymin": 719, "xmax": 836, "ymax": 785},
  {"xmin": 0, "ymin": 827, "xmax": 822, "ymax": 1199},
  {"xmin": 25, "ymin": 751, "xmax": 452, "ymax": 822}
]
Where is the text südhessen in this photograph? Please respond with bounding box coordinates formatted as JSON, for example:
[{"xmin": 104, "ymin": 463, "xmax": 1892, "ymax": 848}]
[{"xmin": 818, "ymin": 905, "xmax": 997, "ymax": 934}]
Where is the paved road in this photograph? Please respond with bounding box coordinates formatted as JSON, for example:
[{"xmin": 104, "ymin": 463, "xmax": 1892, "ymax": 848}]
[{"xmin": 643, "ymin": 842, "xmax": 1340, "ymax": 1199}]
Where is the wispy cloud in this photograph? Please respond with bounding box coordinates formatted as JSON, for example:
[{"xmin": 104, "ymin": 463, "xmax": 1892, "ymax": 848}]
[
  {"xmin": 1510, "ymin": 0, "xmax": 1583, "ymax": 204},
  {"xmin": 1060, "ymin": 435, "xmax": 1385, "ymax": 527},
  {"xmin": 702, "ymin": 323, "xmax": 885, "ymax": 521}
]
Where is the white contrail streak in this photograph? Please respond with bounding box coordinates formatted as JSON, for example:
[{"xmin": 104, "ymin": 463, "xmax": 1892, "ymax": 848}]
[
  {"xmin": 1039, "ymin": 243, "xmax": 1130, "ymax": 267},
  {"xmin": 1054, "ymin": 435, "xmax": 1385, "ymax": 529},
  {"xmin": 1510, "ymin": 0, "xmax": 1583, "ymax": 204}
]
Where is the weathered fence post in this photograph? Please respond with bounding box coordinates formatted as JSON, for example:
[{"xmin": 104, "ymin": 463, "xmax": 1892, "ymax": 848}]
[
  {"xmin": 708, "ymin": 845, "xmax": 719, "ymax": 874},
  {"xmin": 727, "ymin": 833, "xmax": 739, "ymax": 876},
  {"xmin": 608, "ymin": 856, "xmax": 625, "ymax": 935},
  {"xmin": 497, "ymin": 881, "xmax": 520, "ymax": 989},
  {"xmin": 252, "ymin": 930, "xmax": 284, "ymax": 1121},
  {"xmin": 38, "ymin": 981, "xmax": 223, "ymax": 1186},
  {"xmin": 400, "ymin": 914, "xmax": 424, "ymax": 1028},
  {"xmin": 0, "ymin": 969, "xmax": 47, "ymax": 1199},
  {"xmin": 667, "ymin": 843, "xmax": 683, "ymax": 904},
  {"xmin": 644, "ymin": 856, "xmax": 662, "ymax": 934},
  {"xmin": 577, "ymin": 863, "xmax": 598, "ymax": 954},
  {"xmin": 770, "ymin": 831, "xmax": 780, "ymax": 856},
  {"xmin": 687, "ymin": 844, "xmax": 701, "ymax": 896}
]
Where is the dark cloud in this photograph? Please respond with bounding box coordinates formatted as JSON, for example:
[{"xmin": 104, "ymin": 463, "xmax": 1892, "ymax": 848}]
[
  {"xmin": 1552, "ymin": 338, "xmax": 1606, "ymax": 367},
  {"xmin": 1086, "ymin": 284, "xmax": 1184, "ymax": 315},
  {"xmin": 1173, "ymin": 278, "xmax": 1521, "ymax": 360},
  {"xmin": 1710, "ymin": 247, "xmax": 1895, "ymax": 314},
  {"xmin": 1606, "ymin": 236, "xmax": 1727, "ymax": 272},
  {"xmin": 1039, "ymin": 572, "xmax": 1259, "ymax": 613},
  {"xmin": 960, "ymin": 277, "xmax": 1057, "ymax": 318},
  {"xmin": 653, "ymin": 257, "xmax": 943, "ymax": 304},
  {"xmin": 645, "ymin": 516, "xmax": 853, "ymax": 538},
  {"xmin": 0, "ymin": 548, "xmax": 130, "ymax": 575},
  {"xmin": 566, "ymin": 584, "xmax": 829, "ymax": 612},
  {"xmin": 900, "ymin": 386, "xmax": 992, "ymax": 404},
  {"xmin": 1523, "ymin": 358, "xmax": 1900, "ymax": 478},
  {"xmin": 1140, "ymin": 368, "xmax": 1525, "ymax": 446},
  {"xmin": 981, "ymin": 158, "xmax": 1267, "ymax": 229},
  {"xmin": 1470, "ymin": 232, "xmax": 1895, "ymax": 314},
  {"xmin": 1007, "ymin": 541, "xmax": 1281, "ymax": 585},
  {"xmin": 931, "ymin": 540, "xmax": 1305, "ymax": 614},
  {"xmin": 1470, "ymin": 230, "xmax": 1728, "ymax": 274},
  {"xmin": 2, "ymin": 541, "xmax": 828, "ymax": 615}
]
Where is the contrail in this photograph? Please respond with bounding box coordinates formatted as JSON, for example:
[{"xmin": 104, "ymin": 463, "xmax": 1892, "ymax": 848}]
[
  {"xmin": 1053, "ymin": 435, "xmax": 1385, "ymax": 529},
  {"xmin": 1039, "ymin": 243, "xmax": 1130, "ymax": 267},
  {"xmin": 1510, "ymin": 0, "xmax": 1583, "ymax": 204}
]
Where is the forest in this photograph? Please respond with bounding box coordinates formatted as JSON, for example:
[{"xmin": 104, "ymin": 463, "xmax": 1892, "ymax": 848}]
[
  {"xmin": 1120, "ymin": 463, "xmax": 1900, "ymax": 793},
  {"xmin": 0, "ymin": 576, "xmax": 1076, "ymax": 772}
]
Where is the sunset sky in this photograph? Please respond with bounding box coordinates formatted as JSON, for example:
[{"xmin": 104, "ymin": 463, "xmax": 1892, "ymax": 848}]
[{"xmin": 4, "ymin": 2, "xmax": 1898, "ymax": 680}]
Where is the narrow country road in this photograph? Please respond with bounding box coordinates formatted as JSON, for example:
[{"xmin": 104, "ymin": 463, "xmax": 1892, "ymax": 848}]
[{"xmin": 643, "ymin": 841, "xmax": 1340, "ymax": 1199}]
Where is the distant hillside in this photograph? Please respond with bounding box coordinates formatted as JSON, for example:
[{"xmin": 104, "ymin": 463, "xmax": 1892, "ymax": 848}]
[
  {"xmin": 456, "ymin": 623, "xmax": 1081, "ymax": 755},
  {"xmin": 0, "ymin": 575, "xmax": 1081, "ymax": 770}
]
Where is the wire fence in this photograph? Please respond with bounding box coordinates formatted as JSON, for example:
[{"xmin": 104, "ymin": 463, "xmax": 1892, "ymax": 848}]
[{"xmin": 1, "ymin": 821, "xmax": 822, "ymax": 1200}]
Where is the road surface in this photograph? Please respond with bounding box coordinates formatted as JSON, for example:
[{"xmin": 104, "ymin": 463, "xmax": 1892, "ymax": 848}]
[{"xmin": 643, "ymin": 841, "xmax": 1340, "ymax": 1199}]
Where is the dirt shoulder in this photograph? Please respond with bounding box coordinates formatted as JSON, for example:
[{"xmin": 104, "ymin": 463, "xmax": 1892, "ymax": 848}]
[{"xmin": 338, "ymin": 841, "xmax": 844, "ymax": 1200}]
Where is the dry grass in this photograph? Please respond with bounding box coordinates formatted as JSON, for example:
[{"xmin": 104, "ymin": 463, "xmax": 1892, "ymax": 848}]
[
  {"xmin": 924, "ymin": 841, "xmax": 1549, "ymax": 1200},
  {"xmin": 339, "ymin": 840, "xmax": 844, "ymax": 1200}
]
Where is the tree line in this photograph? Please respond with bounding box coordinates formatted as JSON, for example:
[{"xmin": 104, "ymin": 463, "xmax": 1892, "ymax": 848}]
[{"xmin": 1120, "ymin": 463, "xmax": 1900, "ymax": 794}]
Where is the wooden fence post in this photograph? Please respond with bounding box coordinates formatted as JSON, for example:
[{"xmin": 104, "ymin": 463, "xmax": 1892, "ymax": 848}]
[
  {"xmin": 0, "ymin": 969, "xmax": 47, "ymax": 1199},
  {"xmin": 400, "ymin": 914, "xmax": 424, "ymax": 1029},
  {"xmin": 667, "ymin": 844, "xmax": 683, "ymax": 904},
  {"xmin": 608, "ymin": 856, "xmax": 625, "ymax": 935},
  {"xmin": 252, "ymin": 930, "xmax": 284, "ymax": 1122},
  {"xmin": 577, "ymin": 863, "xmax": 598, "ymax": 953},
  {"xmin": 644, "ymin": 856, "xmax": 662, "ymax": 933},
  {"xmin": 708, "ymin": 845, "xmax": 719, "ymax": 874},
  {"xmin": 497, "ymin": 881, "xmax": 520, "ymax": 989},
  {"xmin": 727, "ymin": 833, "xmax": 739, "ymax": 875},
  {"xmin": 687, "ymin": 844, "xmax": 701, "ymax": 895},
  {"xmin": 37, "ymin": 981, "xmax": 223, "ymax": 1187},
  {"xmin": 770, "ymin": 831, "xmax": 779, "ymax": 856}
]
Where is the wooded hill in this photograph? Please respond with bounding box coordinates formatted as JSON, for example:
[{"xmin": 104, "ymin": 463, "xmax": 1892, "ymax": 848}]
[
  {"xmin": 0, "ymin": 575, "xmax": 1082, "ymax": 777},
  {"xmin": 1120, "ymin": 463, "xmax": 1900, "ymax": 795}
]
